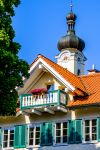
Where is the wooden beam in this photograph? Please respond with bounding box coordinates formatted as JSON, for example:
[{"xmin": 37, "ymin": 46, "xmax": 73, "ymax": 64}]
[
  {"xmin": 44, "ymin": 108, "xmax": 55, "ymax": 114},
  {"xmin": 16, "ymin": 111, "xmax": 22, "ymax": 117},
  {"xmin": 39, "ymin": 64, "xmax": 43, "ymax": 69},
  {"xmin": 31, "ymin": 109, "xmax": 42, "ymax": 116},
  {"xmin": 57, "ymin": 106, "xmax": 67, "ymax": 113}
]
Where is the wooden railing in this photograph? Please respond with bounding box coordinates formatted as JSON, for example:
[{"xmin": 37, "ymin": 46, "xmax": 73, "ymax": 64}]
[{"xmin": 20, "ymin": 90, "xmax": 67, "ymax": 110}]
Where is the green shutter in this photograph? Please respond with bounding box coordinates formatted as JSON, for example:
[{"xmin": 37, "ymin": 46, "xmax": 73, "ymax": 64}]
[
  {"xmin": 97, "ymin": 118, "xmax": 100, "ymax": 142},
  {"xmin": 14, "ymin": 126, "xmax": 20, "ymax": 148},
  {"xmin": 40, "ymin": 123, "xmax": 46, "ymax": 146},
  {"xmin": 68, "ymin": 120, "xmax": 75, "ymax": 144},
  {"xmin": 40, "ymin": 123, "xmax": 53, "ymax": 146},
  {"xmin": 75, "ymin": 120, "xmax": 82, "ymax": 143},
  {"xmin": 57, "ymin": 90, "xmax": 60, "ymax": 106},
  {"xmin": 46, "ymin": 123, "xmax": 53, "ymax": 146},
  {"xmin": 20, "ymin": 95, "xmax": 22, "ymax": 110},
  {"xmin": 14, "ymin": 125, "xmax": 27, "ymax": 148},
  {"xmin": 0, "ymin": 128, "xmax": 2, "ymax": 147},
  {"xmin": 20, "ymin": 125, "xmax": 27, "ymax": 148}
]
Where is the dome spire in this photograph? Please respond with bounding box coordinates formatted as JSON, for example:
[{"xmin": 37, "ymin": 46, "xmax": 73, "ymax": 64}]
[
  {"xmin": 66, "ymin": 1, "xmax": 76, "ymax": 35},
  {"xmin": 57, "ymin": 2, "xmax": 85, "ymax": 52},
  {"xmin": 70, "ymin": 0, "xmax": 73, "ymax": 12}
]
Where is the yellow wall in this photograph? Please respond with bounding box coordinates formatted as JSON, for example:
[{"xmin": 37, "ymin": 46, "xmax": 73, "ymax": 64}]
[
  {"xmin": 1, "ymin": 107, "xmax": 100, "ymax": 126},
  {"xmin": 75, "ymin": 107, "xmax": 100, "ymax": 119},
  {"xmin": 30, "ymin": 72, "xmax": 64, "ymax": 91}
]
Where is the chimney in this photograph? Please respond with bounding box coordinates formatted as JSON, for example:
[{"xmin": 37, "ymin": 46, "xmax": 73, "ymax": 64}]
[{"xmin": 88, "ymin": 64, "xmax": 100, "ymax": 74}]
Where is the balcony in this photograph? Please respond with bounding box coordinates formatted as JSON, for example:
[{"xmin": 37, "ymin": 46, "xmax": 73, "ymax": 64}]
[{"xmin": 20, "ymin": 90, "xmax": 68, "ymax": 115}]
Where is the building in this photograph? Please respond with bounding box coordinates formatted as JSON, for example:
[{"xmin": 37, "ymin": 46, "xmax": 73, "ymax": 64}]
[{"xmin": 0, "ymin": 2, "xmax": 100, "ymax": 150}]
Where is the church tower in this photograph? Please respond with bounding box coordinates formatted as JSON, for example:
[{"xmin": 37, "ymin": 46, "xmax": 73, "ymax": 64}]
[{"xmin": 56, "ymin": 2, "xmax": 86, "ymax": 75}]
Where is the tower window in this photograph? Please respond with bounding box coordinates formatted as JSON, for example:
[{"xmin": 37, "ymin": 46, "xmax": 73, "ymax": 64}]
[
  {"xmin": 78, "ymin": 57, "xmax": 81, "ymax": 62},
  {"xmin": 77, "ymin": 69, "xmax": 81, "ymax": 75}
]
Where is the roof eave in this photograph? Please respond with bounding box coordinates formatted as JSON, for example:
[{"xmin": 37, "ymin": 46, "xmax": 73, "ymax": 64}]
[{"xmin": 67, "ymin": 103, "xmax": 100, "ymax": 110}]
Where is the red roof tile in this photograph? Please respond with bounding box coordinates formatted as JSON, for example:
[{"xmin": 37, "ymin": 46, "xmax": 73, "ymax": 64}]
[{"xmin": 68, "ymin": 73, "xmax": 100, "ymax": 107}]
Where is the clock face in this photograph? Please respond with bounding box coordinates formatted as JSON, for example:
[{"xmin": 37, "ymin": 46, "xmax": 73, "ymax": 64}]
[
  {"xmin": 63, "ymin": 56, "xmax": 68, "ymax": 61},
  {"xmin": 60, "ymin": 52, "xmax": 70, "ymax": 62}
]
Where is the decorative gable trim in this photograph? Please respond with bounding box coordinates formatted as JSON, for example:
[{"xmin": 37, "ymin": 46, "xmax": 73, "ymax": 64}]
[
  {"xmin": 30, "ymin": 59, "xmax": 40, "ymax": 73},
  {"xmin": 40, "ymin": 58, "xmax": 75, "ymax": 91},
  {"xmin": 30, "ymin": 57, "xmax": 75, "ymax": 92}
]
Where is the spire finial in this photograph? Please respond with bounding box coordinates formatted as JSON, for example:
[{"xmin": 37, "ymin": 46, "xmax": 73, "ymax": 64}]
[{"xmin": 70, "ymin": 0, "xmax": 73, "ymax": 12}]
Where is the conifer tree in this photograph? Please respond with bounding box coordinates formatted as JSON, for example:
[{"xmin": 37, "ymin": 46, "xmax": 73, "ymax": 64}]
[{"xmin": 0, "ymin": 0, "xmax": 29, "ymax": 115}]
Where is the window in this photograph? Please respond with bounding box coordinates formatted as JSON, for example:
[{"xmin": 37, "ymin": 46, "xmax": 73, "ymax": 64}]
[
  {"xmin": 78, "ymin": 57, "xmax": 81, "ymax": 62},
  {"xmin": 28, "ymin": 125, "xmax": 40, "ymax": 146},
  {"xmin": 47, "ymin": 84, "xmax": 54, "ymax": 92},
  {"xmin": 55, "ymin": 122, "xmax": 68, "ymax": 144},
  {"xmin": 77, "ymin": 69, "xmax": 81, "ymax": 75},
  {"xmin": 2, "ymin": 127, "xmax": 14, "ymax": 148},
  {"xmin": 77, "ymin": 57, "xmax": 81, "ymax": 75},
  {"xmin": 84, "ymin": 119, "xmax": 97, "ymax": 142}
]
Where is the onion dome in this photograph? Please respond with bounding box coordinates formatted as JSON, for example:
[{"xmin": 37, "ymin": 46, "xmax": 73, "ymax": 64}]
[
  {"xmin": 57, "ymin": 3, "xmax": 85, "ymax": 52},
  {"xmin": 67, "ymin": 12, "xmax": 77, "ymax": 21}
]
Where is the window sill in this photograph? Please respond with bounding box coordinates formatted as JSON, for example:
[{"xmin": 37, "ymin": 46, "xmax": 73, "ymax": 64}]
[
  {"xmin": 27, "ymin": 145, "xmax": 40, "ymax": 148},
  {"xmin": 82, "ymin": 141, "xmax": 98, "ymax": 144},
  {"xmin": 53, "ymin": 143, "xmax": 68, "ymax": 146},
  {"xmin": 2, "ymin": 148, "xmax": 14, "ymax": 150}
]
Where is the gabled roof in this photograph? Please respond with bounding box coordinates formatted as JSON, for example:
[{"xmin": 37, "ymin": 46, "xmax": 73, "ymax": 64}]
[
  {"xmin": 30, "ymin": 54, "xmax": 87, "ymax": 95},
  {"xmin": 68, "ymin": 73, "xmax": 100, "ymax": 107},
  {"xmin": 31, "ymin": 55, "xmax": 100, "ymax": 107},
  {"xmin": 18, "ymin": 54, "xmax": 100, "ymax": 108}
]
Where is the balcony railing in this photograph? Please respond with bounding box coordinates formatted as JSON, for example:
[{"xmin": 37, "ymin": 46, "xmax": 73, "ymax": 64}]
[{"xmin": 20, "ymin": 90, "xmax": 67, "ymax": 110}]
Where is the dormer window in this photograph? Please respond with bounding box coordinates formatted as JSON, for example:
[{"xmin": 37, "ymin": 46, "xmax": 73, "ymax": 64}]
[{"xmin": 47, "ymin": 84, "xmax": 54, "ymax": 92}]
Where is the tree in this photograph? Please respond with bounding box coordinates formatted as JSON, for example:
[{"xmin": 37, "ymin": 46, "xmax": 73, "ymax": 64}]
[{"xmin": 0, "ymin": 0, "xmax": 29, "ymax": 115}]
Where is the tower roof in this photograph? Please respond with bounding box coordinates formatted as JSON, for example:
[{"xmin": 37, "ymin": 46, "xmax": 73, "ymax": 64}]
[{"xmin": 57, "ymin": 2, "xmax": 85, "ymax": 52}]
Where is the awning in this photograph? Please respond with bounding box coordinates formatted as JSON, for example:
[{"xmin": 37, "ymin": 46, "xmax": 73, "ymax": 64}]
[{"xmin": 30, "ymin": 88, "xmax": 47, "ymax": 94}]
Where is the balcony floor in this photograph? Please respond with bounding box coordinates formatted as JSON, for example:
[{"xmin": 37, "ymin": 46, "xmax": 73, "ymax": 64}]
[{"xmin": 22, "ymin": 105, "xmax": 67, "ymax": 115}]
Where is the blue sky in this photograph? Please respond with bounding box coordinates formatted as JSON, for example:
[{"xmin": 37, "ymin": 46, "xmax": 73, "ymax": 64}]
[{"xmin": 13, "ymin": 0, "xmax": 100, "ymax": 74}]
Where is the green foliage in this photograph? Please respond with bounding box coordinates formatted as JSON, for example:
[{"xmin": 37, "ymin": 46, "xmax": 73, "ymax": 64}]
[{"xmin": 0, "ymin": 0, "xmax": 30, "ymax": 115}]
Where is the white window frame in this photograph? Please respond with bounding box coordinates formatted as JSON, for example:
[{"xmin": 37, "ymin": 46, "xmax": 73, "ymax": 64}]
[
  {"xmin": 83, "ymin": 119, "xmax": 97, "ymax": 143},
  {"xmin": 28, "ymin": 124, "xmax": 40, "ymax": 148},
  {"xmin": 2, "ymin": 127, "xmax": 14, "ymax": 149},
  {"xmin": 54, "ymin": 122, "xmax": 68, "ymax": 145}
]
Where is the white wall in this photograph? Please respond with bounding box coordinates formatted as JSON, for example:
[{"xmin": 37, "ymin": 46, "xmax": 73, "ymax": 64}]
[{"xmin": 15, "ymin": 143, "xmax": 100, "ymax": 150}]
